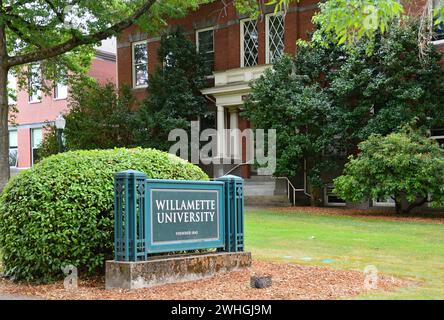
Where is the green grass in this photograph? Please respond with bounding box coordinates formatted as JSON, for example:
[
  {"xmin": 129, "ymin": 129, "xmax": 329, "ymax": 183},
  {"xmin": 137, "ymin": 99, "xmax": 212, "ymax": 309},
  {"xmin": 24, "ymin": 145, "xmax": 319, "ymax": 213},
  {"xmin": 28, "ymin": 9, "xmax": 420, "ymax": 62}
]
[{"xmin": 245, "ymin": 208, "xmax": 444, "ymax": 299}]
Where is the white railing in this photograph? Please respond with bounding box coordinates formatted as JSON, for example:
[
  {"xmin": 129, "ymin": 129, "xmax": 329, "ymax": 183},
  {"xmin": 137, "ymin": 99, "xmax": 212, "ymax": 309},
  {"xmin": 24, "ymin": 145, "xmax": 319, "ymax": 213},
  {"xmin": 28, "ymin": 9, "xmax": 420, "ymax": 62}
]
[{"xmin": 273, "ymin": 177, "xmax": 307, "ymax": 206}]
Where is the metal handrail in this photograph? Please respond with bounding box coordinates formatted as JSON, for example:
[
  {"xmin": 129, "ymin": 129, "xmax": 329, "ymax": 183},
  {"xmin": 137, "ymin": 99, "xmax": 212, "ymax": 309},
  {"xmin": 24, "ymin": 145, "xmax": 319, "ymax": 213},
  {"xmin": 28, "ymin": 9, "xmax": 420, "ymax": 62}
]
[
  {"xmin": 273, "ymin": 177, "xmax": 302, "ymax": 206},
  {"xmin": 219, "ymin": 161, "xmax": 253, "ymax": 177},
  {"xmin": 273, "ymin": 176, "xmax": 312, "ymax": 206}
]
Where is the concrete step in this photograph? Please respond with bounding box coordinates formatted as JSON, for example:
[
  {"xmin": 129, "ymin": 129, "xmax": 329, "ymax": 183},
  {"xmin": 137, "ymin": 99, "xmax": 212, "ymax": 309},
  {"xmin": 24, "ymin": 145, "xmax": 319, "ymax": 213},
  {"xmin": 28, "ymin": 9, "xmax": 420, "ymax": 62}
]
[
  {"xmin": 244, "ymin": 176, "xmax": 287, "ymax": 197},
  {"xmin": 245, "ymin": 195, "xmax": 292, "ymax": 207}
]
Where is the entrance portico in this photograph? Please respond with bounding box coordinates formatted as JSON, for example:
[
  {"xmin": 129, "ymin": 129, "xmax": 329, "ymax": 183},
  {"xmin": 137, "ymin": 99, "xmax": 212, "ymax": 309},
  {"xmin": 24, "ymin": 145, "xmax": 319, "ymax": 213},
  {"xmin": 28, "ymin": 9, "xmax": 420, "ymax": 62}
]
[{"xmin": 201, "ymin": 65, "xmax": 270, "ymax": 177}]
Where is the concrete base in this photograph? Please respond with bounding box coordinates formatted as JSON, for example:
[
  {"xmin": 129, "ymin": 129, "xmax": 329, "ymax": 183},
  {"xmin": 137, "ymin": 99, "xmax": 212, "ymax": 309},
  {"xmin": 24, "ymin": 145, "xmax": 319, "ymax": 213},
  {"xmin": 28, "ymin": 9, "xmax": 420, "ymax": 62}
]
[{"xmin": 105, "ymin": 252, "xmax": 252, "ymax": 290}]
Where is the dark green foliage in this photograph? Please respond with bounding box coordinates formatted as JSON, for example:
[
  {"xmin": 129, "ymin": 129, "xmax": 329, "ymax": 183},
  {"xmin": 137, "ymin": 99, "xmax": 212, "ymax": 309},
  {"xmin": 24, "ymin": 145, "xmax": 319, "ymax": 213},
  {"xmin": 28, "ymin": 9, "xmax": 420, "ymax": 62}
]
[
  {"xmin": 135, "ymin": 28, "xmax": 208, "ymax": 151},
  {"xmin": 64, "ymin": 82, "xmax": 137, "ymax": 150},
  {"xmin": 334, "ymin": 128, "xmax": 444, "ymax": 214},
  {"xmin": 0, "ymin": 148, "xmax": 208, "ymax": 283},
  {"xmin": 244, "ymin": 22, "xmax": 444, "ymax": 195}
]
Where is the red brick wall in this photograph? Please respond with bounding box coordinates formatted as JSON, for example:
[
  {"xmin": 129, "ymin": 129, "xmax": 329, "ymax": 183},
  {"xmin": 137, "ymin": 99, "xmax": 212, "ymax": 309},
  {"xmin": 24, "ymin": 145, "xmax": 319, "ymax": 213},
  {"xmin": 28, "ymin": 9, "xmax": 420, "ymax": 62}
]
[{"xmin": 116, "ymin": 0, "xmax": 319, "ymax": 100}]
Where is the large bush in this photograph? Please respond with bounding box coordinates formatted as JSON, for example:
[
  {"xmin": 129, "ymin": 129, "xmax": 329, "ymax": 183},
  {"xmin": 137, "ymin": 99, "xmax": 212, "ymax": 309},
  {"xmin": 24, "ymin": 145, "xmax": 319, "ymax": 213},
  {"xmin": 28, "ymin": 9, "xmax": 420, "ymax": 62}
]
[
  {"xmin": 0, "ymin": 148, "xmax": 208, "ymax": 282},
  {"xmin": 333, "ymin": 128, "xmax": 444, "ymax": 214}
]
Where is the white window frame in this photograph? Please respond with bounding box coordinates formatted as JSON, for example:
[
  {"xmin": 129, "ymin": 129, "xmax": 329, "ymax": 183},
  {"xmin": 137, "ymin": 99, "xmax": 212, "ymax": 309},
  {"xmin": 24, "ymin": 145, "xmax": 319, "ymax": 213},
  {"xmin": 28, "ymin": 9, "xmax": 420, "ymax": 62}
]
[
  {"xmin": 196, "ymin": 26, "xmax": 214, "ymax": 53},
  {"xmin": 132, "ymin": 40, "xmax": 149, "ymax": 89},
  {"xmin": 9, "ymin": 130, "xmax": 18, "ymax": 168},
  {"xmin": 265, "ymin": 12, "xmax": 285, "ymax": 64},
  {"xmin": 8, "ymin": 73, "xmax": 17, "ymax": 106},
  {"xmin": 54, "ymin": 81, "xmax": 68, "ymax": 100},
  {"xmin": 432, "ymin": 0, "xmax": 444, "ymax": 44},
  {"xmin": 31, "ymin": 128, "xmax": 43, "ymax": 166},
  {"xmin": 28, "ymin": 64, "xmax": 42, "ymax": 103},
  {"xmin": 196, "ymin": 27, "xmax": 215, "ymax": 76},
  {"xmin": 372, "ymin": 197, "xmax": 396, "ymax": 207},
  {"xmin": 240, "ymin": 18, "xmax": 259, "ymax": 68},
  {"xmin": 324, "ymin": 184, "xmax": 346, "ymax": 207}
]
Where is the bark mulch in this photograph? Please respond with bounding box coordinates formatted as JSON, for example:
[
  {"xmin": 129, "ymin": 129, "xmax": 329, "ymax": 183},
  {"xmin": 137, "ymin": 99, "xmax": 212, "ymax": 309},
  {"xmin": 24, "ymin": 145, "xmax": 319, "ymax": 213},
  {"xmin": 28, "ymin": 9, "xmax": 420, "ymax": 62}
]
[
  {"xmin": 0, "ymin": 261, "xmax": 410, "ymax": 300},
  {"xmin": 271, "ymin": 206, "xmax": 444, "ymax": 224}
]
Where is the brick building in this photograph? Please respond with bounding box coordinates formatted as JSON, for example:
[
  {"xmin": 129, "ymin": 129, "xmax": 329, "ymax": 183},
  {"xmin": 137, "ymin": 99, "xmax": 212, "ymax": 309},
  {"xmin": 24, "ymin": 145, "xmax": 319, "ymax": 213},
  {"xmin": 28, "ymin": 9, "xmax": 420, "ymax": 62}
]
[
  {"xmin": 117, "ymin": 0, "xmax": 319, "ymax": 177},
  {"xmin": 116, "ymin": 0, "xmax": 443, "ymax": 207},
  {"xmin": 8, "ymin": 40, "xmax": 117, "ymax": 171}
]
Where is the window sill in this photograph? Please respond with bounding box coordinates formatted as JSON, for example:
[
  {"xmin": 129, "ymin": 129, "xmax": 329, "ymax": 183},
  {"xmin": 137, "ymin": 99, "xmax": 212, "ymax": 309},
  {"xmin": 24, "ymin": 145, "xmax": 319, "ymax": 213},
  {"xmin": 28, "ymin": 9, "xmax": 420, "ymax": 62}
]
[
  {"xmin": 28, "ymin": 100, "xmax": 42, "ymax": 104},
  {"xmin": 432, "ymin": 39, "xmax": 444, "ymax": 47},
  {"xmin": 53, "ymin": 97, "xmax": 67, "ymax": 101},
  {"xmin": 133, "ymin": 85, "xmax": 148, "ymax": 90},
  {"xmin": 325, "ymin": 202, "xmax": 346, "ymax": 207}
]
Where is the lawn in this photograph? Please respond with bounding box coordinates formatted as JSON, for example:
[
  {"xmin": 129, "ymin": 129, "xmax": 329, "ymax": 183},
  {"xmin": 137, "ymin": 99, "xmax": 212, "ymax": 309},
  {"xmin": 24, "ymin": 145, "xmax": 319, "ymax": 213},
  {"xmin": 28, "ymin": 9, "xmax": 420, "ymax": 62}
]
[{"xmin": 245, "ymin": 208, "xmax": 444, "ymax": 300}]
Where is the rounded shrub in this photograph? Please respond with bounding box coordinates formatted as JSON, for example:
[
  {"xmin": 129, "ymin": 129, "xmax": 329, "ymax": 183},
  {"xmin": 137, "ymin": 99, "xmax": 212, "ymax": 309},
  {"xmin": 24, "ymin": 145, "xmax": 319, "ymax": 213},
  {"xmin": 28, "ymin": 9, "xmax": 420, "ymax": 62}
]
[{"xmin": 0, "ymin": 148, "xmax": 208, "ymax": 282}]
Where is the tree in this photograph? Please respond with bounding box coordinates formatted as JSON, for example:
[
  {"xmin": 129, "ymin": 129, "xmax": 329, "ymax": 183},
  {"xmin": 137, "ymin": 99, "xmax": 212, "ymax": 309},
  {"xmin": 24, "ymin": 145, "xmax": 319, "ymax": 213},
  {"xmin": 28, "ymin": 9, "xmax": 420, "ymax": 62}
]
[
  {"xmin": 0, "ymin": 0, "xmax": 205, "ymax": 192},
  {"xmin": 333, "ymin": 127, "xmax": 444, "ymax": 214},
  {"xmin": 134, "ymin": 28, "xmax": 208, "ymax": 152},
  {"xmin": 268, "ymin": 0, "xmax": 443, "ymax": 50},
  {"xmin": 64, "ymin": 82, "xmax": 136, "ymax": 150},
  {"xmin": 243, "ymin": 21, "xmax": 444, "ymax": 205}
]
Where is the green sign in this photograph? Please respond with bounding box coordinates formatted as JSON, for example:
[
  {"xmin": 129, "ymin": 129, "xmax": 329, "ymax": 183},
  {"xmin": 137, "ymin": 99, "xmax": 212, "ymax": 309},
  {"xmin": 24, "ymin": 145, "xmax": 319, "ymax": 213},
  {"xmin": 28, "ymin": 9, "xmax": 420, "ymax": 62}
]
[
  {"xmin": 151, "ymin": 189, "xmax": 220, "ymax": 244},
  {"xmin": 114, "ymin": 171, "xmax": 244, "ymax": 261}
]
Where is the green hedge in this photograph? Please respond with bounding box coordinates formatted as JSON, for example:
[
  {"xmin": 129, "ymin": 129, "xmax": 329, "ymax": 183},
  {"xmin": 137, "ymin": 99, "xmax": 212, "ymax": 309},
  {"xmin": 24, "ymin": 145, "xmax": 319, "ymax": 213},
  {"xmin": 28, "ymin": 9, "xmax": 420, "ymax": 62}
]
[{"xmin": 0, "ymin": 148, "xmax": 208, "ymax": 282}]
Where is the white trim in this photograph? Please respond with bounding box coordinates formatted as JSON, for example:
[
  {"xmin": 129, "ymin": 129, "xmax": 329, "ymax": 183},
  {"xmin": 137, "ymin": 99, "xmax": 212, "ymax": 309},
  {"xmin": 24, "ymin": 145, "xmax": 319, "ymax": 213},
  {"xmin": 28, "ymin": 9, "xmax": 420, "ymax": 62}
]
[
  {"xmin": 372, "ymin": 198, "xmax": 396, "ymax": 207},
  {"xmin": 28, "ymin": 63, "xmax": 42, "ymax": 103},
  {"xmin": 53, "ymin": 81, "xmax": 68, "ymax": 100},
  {"xmin": 240, "ymin": 18, "xmax": 258, "ymax": 68},
  {"xmin": 324, "ymin": 185, "xmax": 346, "ymax": 207},
  {"xmin": 196, "ymin": 26, "xmax": 214, "ymax": 53},
  {"xmin": 196, "ymin": 27, "xmax": 215, "ymax": 77},
  {"xmin": 265, "ymin": 12, "xmax": 285, "ymax": 64},
  {"xmin": 30, "ymin": 127, "xmax": 43, "ymax": 166},
  {"xmin": 432, "ymin": 39, "xmax": 444, "ymax": 46},
  {"xmin": 132, "ymin": 40, "xmax": 148, "ymax": 89}
]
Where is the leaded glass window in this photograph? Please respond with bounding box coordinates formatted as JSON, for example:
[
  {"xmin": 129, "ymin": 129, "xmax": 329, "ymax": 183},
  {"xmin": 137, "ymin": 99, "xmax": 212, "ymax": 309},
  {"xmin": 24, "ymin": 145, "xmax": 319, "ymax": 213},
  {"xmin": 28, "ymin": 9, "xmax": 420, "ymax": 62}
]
[
  {"xmin": 241, "ymin": 19, "xmax": 259, "ymax": 67},
  {"xmin": 266, "ymin": 14, "xmax": 285, "ymax": 64}
]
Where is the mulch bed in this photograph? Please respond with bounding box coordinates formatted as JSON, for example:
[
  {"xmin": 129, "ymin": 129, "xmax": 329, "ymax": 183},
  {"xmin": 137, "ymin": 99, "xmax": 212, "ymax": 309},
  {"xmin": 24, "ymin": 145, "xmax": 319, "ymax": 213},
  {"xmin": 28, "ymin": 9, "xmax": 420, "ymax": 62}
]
[
  {"xmin": 0, "ymin": 261, "xmax": 410, "ymax": 300},
  {"xmin": 271, "ymin": 206, "xmax": 444, "ymax": 224}
]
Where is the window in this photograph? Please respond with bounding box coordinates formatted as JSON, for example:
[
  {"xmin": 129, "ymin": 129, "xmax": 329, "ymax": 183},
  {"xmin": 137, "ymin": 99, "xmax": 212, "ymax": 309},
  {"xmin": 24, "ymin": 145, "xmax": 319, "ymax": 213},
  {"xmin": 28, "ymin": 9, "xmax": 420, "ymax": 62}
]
[
  {"xmin": 373, "ymin": 197, "xmax": 395, "ymax": 207},
  {"xmin": 324, "ymin": 184, "xmax": 346, "ymax": 206},
  {"xmin": 196, "ymin": 28, "xmax": 215, "ymax": 76},
  {"xmin": 241, "ymin": 19, "xmax": 259, "ymax": 67},
  {"xmin": 433, "ymin": 0, "xmax": 444, "ymax": 41},
  {"xmin": 132, "ymin": 41, "xmax": 148, "ymax": 88},
  {"xmin": 54, "ymin": 82, "xmax": 68, "ymax": 100},
  {"xmin": 54, "ymin": 72, "xmax": 68, "ymax": 100},
  {"xmin": 430, "ymin": 128, "xmax": 444, "ymax": 147},
  {"xmin": 266, "ymin": 13, "xmax": 285, "ymax": 64},
  {"xmin": 9, "ymin": 130, "xmax": 18, "ymax": 167},
  {"xmin": 8, "ymin": 73, "xmax": 17, "ymax": 105},
  {"xmin": 28, "ymin": 64, "xmax": 42, "ymax": 103},
  {"xmin": 31, "ymin": 128, "xmax": 43, "ymax": 165}
]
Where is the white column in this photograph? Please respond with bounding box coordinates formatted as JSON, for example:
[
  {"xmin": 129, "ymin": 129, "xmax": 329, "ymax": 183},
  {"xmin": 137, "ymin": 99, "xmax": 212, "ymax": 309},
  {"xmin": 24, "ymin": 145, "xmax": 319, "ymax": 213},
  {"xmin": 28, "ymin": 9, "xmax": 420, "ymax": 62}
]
[
  {"xmin": 217, "ymin": 106, "xmax": 225, "ymax": 158},
  {"xmin": 229, "ymin": 108, "xmax": 240, "ymax": 160}
]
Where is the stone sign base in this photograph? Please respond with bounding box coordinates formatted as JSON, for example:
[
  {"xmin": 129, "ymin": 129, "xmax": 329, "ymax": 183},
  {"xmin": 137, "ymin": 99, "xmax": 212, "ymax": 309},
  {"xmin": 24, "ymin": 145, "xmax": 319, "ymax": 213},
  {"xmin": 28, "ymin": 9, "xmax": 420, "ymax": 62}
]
[{"xmin": 105, "ymin": 252, "xmax": 252, "ymax": 290}]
